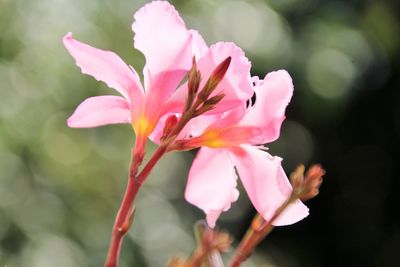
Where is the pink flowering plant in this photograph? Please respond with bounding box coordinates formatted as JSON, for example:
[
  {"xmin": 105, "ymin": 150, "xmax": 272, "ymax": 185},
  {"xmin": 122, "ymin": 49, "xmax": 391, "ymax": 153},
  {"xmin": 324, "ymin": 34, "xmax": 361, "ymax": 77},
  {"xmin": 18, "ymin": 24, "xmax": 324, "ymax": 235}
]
[{"xmin": 64, "ymin": 1, "xmax": 324, "ymax": 267}]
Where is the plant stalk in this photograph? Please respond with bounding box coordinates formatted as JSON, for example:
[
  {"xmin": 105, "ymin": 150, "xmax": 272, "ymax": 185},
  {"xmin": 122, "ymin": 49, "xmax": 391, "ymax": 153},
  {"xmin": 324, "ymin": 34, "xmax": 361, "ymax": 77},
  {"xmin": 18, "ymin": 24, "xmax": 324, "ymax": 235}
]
[{"xmin": 229, "ymin": 197, "xmax": 295, "ymax": 267}]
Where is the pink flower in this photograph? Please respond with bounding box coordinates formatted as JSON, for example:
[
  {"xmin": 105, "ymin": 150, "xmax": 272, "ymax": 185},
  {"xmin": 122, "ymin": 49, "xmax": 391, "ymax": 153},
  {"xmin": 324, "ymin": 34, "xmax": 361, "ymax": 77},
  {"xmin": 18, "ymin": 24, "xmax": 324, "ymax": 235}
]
[
  {"xmin": 63, "ymin": 1, "xmax": 253, "ymax": 151},
  {"xmin": 182, "ymin": 70, "xmax": 309, "ymax": 227}
]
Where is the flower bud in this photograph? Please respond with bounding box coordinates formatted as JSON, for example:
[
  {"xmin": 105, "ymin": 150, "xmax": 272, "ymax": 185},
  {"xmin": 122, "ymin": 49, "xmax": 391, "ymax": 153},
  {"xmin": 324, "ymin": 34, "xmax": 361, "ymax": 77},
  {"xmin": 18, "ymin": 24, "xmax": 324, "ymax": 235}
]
[
  {"xmin": 185, "ymin": 57, "xmax": 202, "ymax": 112},
  {"xmin": 214, "ymin": 231, "xmax": 232, "ymax": 253},
  {"xmin": 198, "ymin": 56, "xmax": 231, "ymax": 101},
  {"xmin": 301, "ymin": 164, "xmax": 325, "ymax": 201},
  {"xmin": 188, "ymin": 57, "xmax": 201, "ymax": 95},
  {"xmin": 161, "ymin": 114, "xmax": 178, "ymax": 141},
  {"xmin": 290, "ymin": 164, "xmax": 305, "ymax": 189},
  {"xmin": 290, "ymin": 164, "xmax": 325, "ymax": 201},
  {"xmin": 194, "ymin": 93, "xmax": 226, "ymax": 116},
  {"xmin": 209, "ymin": 56, "xmax": 231, "ymax": 85}
]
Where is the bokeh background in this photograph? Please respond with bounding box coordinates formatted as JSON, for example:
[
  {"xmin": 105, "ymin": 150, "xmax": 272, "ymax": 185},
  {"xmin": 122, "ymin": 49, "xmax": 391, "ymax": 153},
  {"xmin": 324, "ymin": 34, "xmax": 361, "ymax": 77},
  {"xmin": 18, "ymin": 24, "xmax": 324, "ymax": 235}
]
[{"xmin": 1, "ymin": 0, "xmax": 399, "ymax": 266}]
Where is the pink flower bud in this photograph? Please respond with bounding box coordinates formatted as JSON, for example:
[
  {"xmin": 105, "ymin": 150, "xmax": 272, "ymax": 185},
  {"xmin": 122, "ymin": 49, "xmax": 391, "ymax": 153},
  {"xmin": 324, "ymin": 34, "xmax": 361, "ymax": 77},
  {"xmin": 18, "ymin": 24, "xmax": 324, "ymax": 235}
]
[
  {"xmin": 161, "ymin": 115, "xmax": 179, "ymax": 141},
  {"xmin": 198, "ymin": 57, "xmax": 232, "ymax": 101},
  {"xmin": 209, "ymin": 56, "xmax": 231, "ymax": 85}
]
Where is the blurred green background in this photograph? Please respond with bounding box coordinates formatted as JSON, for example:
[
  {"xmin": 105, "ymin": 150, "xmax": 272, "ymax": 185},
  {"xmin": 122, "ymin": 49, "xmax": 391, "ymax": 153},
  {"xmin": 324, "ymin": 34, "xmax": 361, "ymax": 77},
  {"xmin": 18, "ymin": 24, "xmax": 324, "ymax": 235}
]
[{"xmin": 0, "ymin": 0, "xmax": 399, "ymax": 266}]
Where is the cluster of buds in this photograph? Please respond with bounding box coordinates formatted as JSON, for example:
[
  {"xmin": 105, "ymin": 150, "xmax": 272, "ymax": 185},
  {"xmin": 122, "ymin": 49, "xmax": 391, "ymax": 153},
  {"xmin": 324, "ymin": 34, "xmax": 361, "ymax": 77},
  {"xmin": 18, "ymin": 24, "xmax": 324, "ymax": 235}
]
[
  {"xmin": 184, "ymin": 57, "xmax": 230, "ymax": 116},
  {"xmin": 168, "ymin": 221, "xmax": 232, "ymax": 267},
  {"xmin": 229, "ymin": 165, "xmax": 325, "ymax": 267},
  {"xmin": 160, "ymin": 56, "xmax": 231, "ymax": 143},
  {"xmin": 290, "ymin": 164, "xmax": 325, "ymax": 201},
  {"xmin": 195, "ymin": 221, "xmax": 232, "ymax": 255}
]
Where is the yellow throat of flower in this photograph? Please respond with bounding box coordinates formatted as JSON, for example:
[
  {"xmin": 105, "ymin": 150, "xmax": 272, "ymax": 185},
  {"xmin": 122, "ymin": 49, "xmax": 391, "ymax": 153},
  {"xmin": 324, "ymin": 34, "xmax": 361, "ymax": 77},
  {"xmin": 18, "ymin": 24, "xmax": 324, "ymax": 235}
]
[
  {"xmin": 199, "ymin": 130, "xmax": 225, "ymax": 148},
  {"xmin": 133, "ymin": 117, "xmax": 153, "ymax": 137}
]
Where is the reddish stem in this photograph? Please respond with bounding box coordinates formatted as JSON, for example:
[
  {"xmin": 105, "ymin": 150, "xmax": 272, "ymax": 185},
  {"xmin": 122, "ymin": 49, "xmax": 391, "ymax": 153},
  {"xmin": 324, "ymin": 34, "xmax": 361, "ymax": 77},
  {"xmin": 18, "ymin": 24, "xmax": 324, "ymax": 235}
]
[
  {"xmin": 104, "ymin": 174, "xmax": 138, "ymax": 267},
  {"xmin": 229, "ymin": 198, "xmax": 293, "ymax": 267},
  {"xmin": 104, "ymin": 112, "xmax": 192, "ymax": 267},
  {"xmin": 104, "ymin": 144, "xmax": 168, "ymax": 267},
  {"xmin": 229, "ymin": 164, "xmax": 324, "ymax": 267}
]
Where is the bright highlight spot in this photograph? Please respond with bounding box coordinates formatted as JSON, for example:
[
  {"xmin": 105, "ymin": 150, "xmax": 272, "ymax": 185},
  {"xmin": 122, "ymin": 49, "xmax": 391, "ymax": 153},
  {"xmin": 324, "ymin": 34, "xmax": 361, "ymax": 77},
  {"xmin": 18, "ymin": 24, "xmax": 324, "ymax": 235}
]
[
  {"xmin": 212, "ymin": 0, "xmax": 291, "ymax": 63},
  {"xmin": 307, "ymin": 48, "xmax": 356, "ymax": 99}
]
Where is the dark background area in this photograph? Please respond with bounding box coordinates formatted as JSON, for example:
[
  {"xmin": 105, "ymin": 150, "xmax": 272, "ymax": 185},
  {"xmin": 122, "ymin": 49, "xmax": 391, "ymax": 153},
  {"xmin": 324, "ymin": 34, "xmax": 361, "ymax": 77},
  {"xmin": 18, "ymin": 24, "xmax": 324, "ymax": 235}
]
[{"xmin": 250, "ymin": 1, "xmax": 400, "ymax": 266}]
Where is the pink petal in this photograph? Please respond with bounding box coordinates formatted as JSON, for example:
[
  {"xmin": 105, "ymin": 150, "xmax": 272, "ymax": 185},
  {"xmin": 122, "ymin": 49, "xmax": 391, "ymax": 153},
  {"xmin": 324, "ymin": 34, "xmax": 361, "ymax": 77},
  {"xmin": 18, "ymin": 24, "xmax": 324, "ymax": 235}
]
[
  {"xmin": 230, "ymin": 145, "xmax": 308, "ymax": 226},
  {"xmin": 67, "ymin": 95, "xmax": 131, "ymax": 128},
  {"xmin": 63, "ymin": 33, "xmax": 144, "ymax": 109},
  {"xmin": 163, "ymin": 42, "xmax": 253, "ymax": 115},
  {"xmin": 140, "ymin": 69, "xmax": 188, "ymax": 135},
  {"xmin": 189, "ymin": 29, "xmax": 208, "ymax": 59},
  {"xmin": 149, "ymin": 112, "xmax": 219, "ymax": 145},
  {"xmin": 273, "ymin": 167, "xmax": 310, "ymax": 226},
  {"xmin": 239, "ymin": 70, "xmax": 294, "ymax": 144},
  {"xmin": 179, "ymin": 114, "xmax": 222, "ymax": 140},
  {"xmin": 148, "ymin": 112, "xmax": 178, "ymax": 144},
  {"xmin": 132, "ymin": 1, "xmax": 207, "ymax": 132},
  {"xmin": 197, "ymin": 42, "xmax": 253, "ymax": 113},
  {"xmin": 181, "ymin": 106, "xmax": 258, "ymax": 149},
  {"xmin": 205, "ymin": 105, "xmax": 246, "ymax": 130},
  {"xmin": 159, "ymin": 82, "xmax": 188, "ymax": 115},
  {"xmin": 185, "ymin": 147, "xmax": 239, "ymax": 227},
  {"xmin": 132, "ymin": 1, "xmax": 194, "ymax": 91}
]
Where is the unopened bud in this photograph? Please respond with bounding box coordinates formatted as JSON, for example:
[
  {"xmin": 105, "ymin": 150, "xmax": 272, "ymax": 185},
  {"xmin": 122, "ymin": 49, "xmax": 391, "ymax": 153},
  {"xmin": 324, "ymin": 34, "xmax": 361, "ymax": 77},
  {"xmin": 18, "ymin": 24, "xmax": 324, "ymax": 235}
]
[
  {"xmin": 188, "ymin": 57, "xmax": 201, "ymax": 95},
  {"xmin": 214, "ymin": 231, "xmax": 232, "ymax": 253},
  {"xmin": 209, "ymin": 56, "xmax": 231, "ymax": 85},
  {"xmin": 185, "ymin": 57, "xmax": 202, "ymax": 112},
  {"xmin": 198, "ymin": 57, "xmax": 231, "ymax": 101},
  {"xmin": 194, "ymin": 220, "xmax": 232, "ymax": 253},
  {"xmin": 205, "ymin": 93, "xmax": 225, "ymax": 106},
  {"xmin": 195, "ymin": 93, "xmax": 225, "ymax": 116},
  {"xmin": 161, "ymin": 115, "xmax": 178, "ymax": 141},
  {"xmin": 201, "ymin": 228, "xmax": 232, "ymax": 253},
  {"xmin": 290, "ymin": 164, "xmax": 325, "ymax": 201},
  {"xmin": 290, "ymin": 164, "xmax": 305, "ymax": 189},
  {"xmin": 301, "ymin": 164, "xmax": 325, "ymax": 201}
]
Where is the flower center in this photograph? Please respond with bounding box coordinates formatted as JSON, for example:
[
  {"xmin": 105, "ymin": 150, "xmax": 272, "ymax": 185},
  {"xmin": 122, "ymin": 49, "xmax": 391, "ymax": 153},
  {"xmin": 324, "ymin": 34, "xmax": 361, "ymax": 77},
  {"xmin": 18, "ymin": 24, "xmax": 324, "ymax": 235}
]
[
  {"xmin": 201, "ymin": 130, "xmax": 224, "ymax": 148},
  {"xmin": 133, "ymin": 117, "xmax": 152, "ymax": 137}
]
